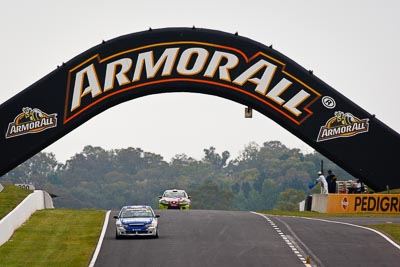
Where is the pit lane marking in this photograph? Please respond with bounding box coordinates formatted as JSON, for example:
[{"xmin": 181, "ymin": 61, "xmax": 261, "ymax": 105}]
[{"xmin": 251, "ymin": 212, "xmax": 313, "ymax": 267}]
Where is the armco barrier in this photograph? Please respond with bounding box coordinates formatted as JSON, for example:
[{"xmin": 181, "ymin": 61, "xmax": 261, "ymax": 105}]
[{"xmin": 0, "ymin": 190, "xmax": 54, "ymax": 246}]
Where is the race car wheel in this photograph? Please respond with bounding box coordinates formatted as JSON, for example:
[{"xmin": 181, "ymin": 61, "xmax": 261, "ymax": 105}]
[{"xmin": 116, "ymin": 230, "xmax": 121, "ymax": 239}]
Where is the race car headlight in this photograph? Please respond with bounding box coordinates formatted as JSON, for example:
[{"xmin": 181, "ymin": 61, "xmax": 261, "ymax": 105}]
[
  {"xmin": 160, "ymin": 199, "xmax": 169, "ymax": 204},
  {"xmin": 146, "ymin": 220, "xmax": 157, "ymax": 228},
  {"xmin": 180, "ymin": 200, "xmax": 189, "ymax": 205},
  {"xmin": 116, "ymin": 221, "xmax": 125, "ymax": 227}
]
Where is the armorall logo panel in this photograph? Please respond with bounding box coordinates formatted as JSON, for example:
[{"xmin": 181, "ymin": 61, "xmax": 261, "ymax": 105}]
[{"xmin": 6, "ymin": 107, "xmax": 57, "ymax": 138}]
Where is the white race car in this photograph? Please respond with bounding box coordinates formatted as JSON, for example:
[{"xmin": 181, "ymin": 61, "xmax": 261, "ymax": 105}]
[{"xmin": 114, "ymin": 205, "xmax": 160, "ymax": 239}]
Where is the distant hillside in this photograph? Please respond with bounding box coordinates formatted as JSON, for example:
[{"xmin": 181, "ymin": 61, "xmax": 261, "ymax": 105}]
[{"xmin": 1, "ymin": 141, "xmax": 355, "ymax": 211}]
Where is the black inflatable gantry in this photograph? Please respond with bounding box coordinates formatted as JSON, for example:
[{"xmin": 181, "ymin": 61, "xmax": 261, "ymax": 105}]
[{"xmin": 0, "ymin": 28, "xmax": 399, "ymax": 191}]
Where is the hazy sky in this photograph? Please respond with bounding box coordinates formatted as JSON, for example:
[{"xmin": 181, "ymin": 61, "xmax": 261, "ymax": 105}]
[{"xmin": 1, "ymin": 0, "xmax": 399, "ymax": 163}]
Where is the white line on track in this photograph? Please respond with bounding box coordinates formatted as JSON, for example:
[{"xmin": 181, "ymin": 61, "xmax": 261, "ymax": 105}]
[
  {"xmin": 298, "ymin": 216, "xmax": 400, "ymax": 250},
  {"xmin": 252, "ymin": 212, "xmax": 400, "ymax": 267},
  {"xmin": 88, "ymin": 210, "xmax": 111, "ymax": 267},
  {"xmin": 251, "ymin": 212, "xmax": 313, "ymax": 267}
]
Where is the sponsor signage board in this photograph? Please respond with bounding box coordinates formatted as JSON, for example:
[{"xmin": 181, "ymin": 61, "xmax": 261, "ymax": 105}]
[
  {"xmin": 0, "ymin": 28, "xmax": 399, "ymax": 191},
  {"xmin": 15, "ymin": 183, "xmax": 35, "ymax": 191},
  {"xmin": 327, "ymin": 194, "xmax": 400, "ymax": 214}
]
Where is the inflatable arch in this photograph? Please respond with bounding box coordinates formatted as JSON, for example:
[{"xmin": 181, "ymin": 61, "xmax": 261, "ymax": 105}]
[{"xmin": 0, "ymin": 28, "xmax": 399, "ymax": 191}]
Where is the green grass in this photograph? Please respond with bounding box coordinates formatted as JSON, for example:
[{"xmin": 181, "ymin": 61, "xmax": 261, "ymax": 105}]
[
  {"xmin": 379, "ymin": 188, "xmax": 400, "ymax": 194},
  {"xmin": 0, "ymin": 209, "xmax": 105, "ymax": 267},
  {"xmin": 0, "ymin": 185, "xmax": 31, "ymax": 219}
]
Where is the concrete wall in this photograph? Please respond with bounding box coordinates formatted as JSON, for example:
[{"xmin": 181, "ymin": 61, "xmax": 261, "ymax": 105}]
[
  {"xmin": 311, "ymin": 194, "xmax": 328, "ymax": 213},
  {"xmin": 0, "ymin": 190, "xmax": 54, "ymax": 247},
  {"xmin": 299, "ymin": 200, "xmax": 305, "ymax": 211}
]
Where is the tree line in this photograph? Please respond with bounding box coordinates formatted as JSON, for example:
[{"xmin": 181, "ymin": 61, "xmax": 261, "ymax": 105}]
[{"xmin": 0, "ymin": 141, "xmax": 355, "ymax": 211}]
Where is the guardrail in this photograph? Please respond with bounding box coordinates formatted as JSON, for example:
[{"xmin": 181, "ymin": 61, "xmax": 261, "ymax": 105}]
[{"xmin": 0, "ymin": 190, "xmax": 54, "ymax": 246}]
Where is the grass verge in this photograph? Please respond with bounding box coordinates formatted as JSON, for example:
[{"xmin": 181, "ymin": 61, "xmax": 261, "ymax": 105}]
[
  {"xmin": 0, "ymin": 185, "xmax": 31, "ymax": 220},
  {"xmin": 0, "ymin": 209, "xmax": 105, "ymax": 267}
]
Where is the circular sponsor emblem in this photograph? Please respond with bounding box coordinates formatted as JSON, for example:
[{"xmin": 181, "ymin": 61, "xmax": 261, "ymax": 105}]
[
  {"xmin": 322, "ymin": 96, "xmax": 336, "ymax": 109},
  {"xmin": 341, "ymin": 196, "xmax": 349, "ymax": 210}
]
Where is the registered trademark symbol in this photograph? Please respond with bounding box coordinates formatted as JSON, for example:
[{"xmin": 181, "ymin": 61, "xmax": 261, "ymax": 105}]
[{"xmin": 322, "ymin": 96, "xmax": 336, "ymax": 109}]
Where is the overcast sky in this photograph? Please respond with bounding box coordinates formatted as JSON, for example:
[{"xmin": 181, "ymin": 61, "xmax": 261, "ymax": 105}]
[{"xmin": 1, "ymin": 0, "xmax": 399, "ymax": 163}]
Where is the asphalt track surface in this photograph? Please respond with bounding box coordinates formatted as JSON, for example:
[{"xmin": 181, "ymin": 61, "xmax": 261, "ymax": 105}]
[{"xmin": 93, "ymin": 210, "xmax": 400, "ymax": 267}]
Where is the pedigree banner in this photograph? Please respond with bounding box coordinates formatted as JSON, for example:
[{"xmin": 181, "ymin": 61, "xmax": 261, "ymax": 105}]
[
  {"xmin": 0, "ymin": 28, "xmax": 399, "ymax": 190},
  {"xmin": 327, "ymin": 194, "xmax": 400, "ymax": 214}
]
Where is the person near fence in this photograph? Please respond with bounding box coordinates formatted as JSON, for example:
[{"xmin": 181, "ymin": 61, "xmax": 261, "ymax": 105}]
[
  {"xmin": 316, "ymin": 171, "xmax": 328, "ymax": 194},
  {"xmin": 326, "ymin": 169, "xmax": 337, "ymax": 193}
]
